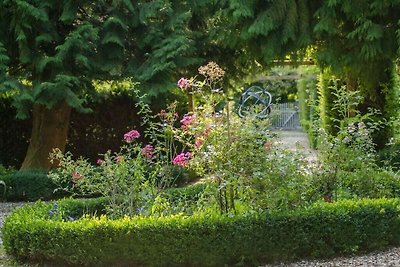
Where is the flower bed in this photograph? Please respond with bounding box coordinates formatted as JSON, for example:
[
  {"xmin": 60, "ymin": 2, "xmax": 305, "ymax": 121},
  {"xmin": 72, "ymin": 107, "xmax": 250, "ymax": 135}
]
[{"xmin": 3, "ymin": 197, "xmax": 400, "ymax": 266}]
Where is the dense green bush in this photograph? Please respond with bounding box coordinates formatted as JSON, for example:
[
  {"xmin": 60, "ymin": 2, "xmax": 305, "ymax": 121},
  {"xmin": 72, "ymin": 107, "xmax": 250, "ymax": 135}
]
[
  {"xmin": 341, "ymin": 169, "xmax": 400, "ymax": 199},
  {"xmin": 164, "ymin": 183, "xmax": 206, "ymax": 204},
  {"xmin": 378, "ymin": 143, "xmax": 400, "ymax": 170},
  {"xmin": 4, "ymin": 198, "xmax": 400, "ymax": 266},
  {"xmin": 0, "ymin": 170, "xmax": 69, "ymax": 201}
]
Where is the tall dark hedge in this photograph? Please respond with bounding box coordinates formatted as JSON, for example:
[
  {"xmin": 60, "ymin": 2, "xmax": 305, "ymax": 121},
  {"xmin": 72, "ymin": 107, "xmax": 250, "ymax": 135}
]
[
  {"xmin": 0, "ymin": 94, "xmax": 143, "ymax": 167},
  {"xmin": 0, "ymin": 96, "xmax": 31, "ymax": 167}
]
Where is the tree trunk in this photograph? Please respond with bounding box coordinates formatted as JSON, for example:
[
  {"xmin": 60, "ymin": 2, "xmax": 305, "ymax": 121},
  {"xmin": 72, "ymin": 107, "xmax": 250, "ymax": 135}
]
[
  {"xmin": 188, "ymin": 91, "xmax": 194, "ymax": 112},
  {"xmin": 20, "ymin": 102, "xmax": 72, "ymax": 170}
]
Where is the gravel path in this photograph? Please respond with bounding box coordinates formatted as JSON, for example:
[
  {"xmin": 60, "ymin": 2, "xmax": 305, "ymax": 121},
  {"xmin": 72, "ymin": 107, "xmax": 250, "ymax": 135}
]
[
  {"xmin": 264, "ymin": 248, "xmax": 400, "ymax": 267},
  {"xmin": 273, "ymin": 129, "xmax": 317, "ymax": 164}
]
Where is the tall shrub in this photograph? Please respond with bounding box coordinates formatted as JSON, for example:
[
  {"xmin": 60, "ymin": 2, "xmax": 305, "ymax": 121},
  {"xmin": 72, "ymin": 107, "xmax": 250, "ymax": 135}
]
[
  {"xmin": 297, "ymin": 69, "xmax": 318, "ymax": 147},
  {"xmin": 318, "ymin": 70, "xmax": 341, "ymax": 135}
]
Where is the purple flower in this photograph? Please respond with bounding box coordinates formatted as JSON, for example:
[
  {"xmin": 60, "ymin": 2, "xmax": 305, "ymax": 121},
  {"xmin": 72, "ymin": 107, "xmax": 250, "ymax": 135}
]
[
  {"xmin": 124, "ymin": 130, "xmax": 140, "ymax": 143},
  {"xmin": 177, "ymin": 78, "xmax": 190, "ymax": 89},
  {"xmin": 96, "ymin": 159, "xmax": 105, "ymax": 165},
  {"xmin": 172, "ymin": 152, "xmax": 192, "ymax": 167},
  {"xmin": 136, "ymin": 207, "xmax": 144, "ymax": 214},
  {"xmin": 141, "ymin": 144, "xmax": 154, "ymax": 159}
]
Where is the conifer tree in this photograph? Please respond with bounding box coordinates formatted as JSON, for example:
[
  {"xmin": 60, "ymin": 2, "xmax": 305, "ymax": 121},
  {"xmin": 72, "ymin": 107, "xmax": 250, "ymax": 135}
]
[
  {"xmin": 0, "ymin": 0, "xmax": 216, "ymax": 170},
  {"xmin": 313, "ymin": 0, "xmax": 400, "ymax": 147}
]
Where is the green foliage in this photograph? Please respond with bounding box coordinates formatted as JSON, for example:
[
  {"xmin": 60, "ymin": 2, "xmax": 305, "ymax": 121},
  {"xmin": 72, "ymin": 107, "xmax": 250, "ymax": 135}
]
[
  {"xmin": 0, "ymin": 165, "xmax": 15, "ymax": 178},
  {"xmin": 220, "ymin": 0, "xmax": 314, "ymax": 64},
  {"xmin": 0, "ymin": 170, "xmax": 68, "ymax": 201},
  {"xmin": 313, "ymin": 1, "xmax": 400, "ymax": 147},
  {"xmin": 254, "ymin": 67, "xmax": 299, "ymax": 103},
  {"xmin": 5, "ymin": 198, "xmax": 400, "ymax": 266},
  {"xmin": 317, "ymin": 70, "xmax": 341, "ymax": 135},
  {"xmin": 248, "ymin": 148, "xmax": 316, "ymax": 211},
  {"xmin": 0, "ymin": 1, "xmax": 223, "ymax": 117},
  {"xmin": 314, "ymin": 0, "xmax": 399, "ymax": 74},
  {"xmin": 49, "ymin": 145, "xmax": 158, "ymax": 218},
  {"xmin": 297, "ymin": 68, "xmax": 318, "ymax": 147},
  {"xmin": 0, "ymin": 95, "xmax": 31, "ymax": 167},
  {"xmin": 378, "ymin": 142, "xmax": 400, "ymax": 171},
  {"xmin": 164, "ymin": 184, "xmax": 206, "ymax": 205}
]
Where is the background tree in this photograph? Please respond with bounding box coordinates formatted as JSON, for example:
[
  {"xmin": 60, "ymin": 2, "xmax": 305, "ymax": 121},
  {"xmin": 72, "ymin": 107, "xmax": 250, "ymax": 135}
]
[
  {"xmin": 313, "ymin": 0, "xmax": 400, "ymax": 147},
  {"xmin": 0, "ymin": 0, "xmax": 219, "ymax": 170}
]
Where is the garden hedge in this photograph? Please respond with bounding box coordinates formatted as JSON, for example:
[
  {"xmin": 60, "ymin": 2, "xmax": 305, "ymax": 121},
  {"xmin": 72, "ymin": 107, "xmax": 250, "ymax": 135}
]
[
  {"xmin": 0, "ymin": 170, "xmax": 67, "ymax": 201},
  {"xmin": 4, "ymin": 197, "xmax": 400, "ymax": 266}
]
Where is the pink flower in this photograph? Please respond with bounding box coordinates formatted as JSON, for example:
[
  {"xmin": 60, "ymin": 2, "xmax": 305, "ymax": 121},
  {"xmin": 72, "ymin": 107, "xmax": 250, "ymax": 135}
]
[
  {"xmin": 195, "ymin": 138, "xmax": 204, "ymax": 148},
  {"xmin": 115, "ymin": 155, "xmax": 124, "ymax": 162},
  {"xmin": 71, "ymin": 172, "xmax": 82, "ymax": 183},
  {"xmin": 177, "ymin": 78, "xmax": 190, "ymax": 89},
  {"xmin": 141, "ymin": 144, "xmax": 154, "ymax": 159},
  {"xmin": 124, "ymin": 130, "xmax": 140, "ymax": 143},
  {"xmin": 180, "ymin": 114, "xmax": 196, "ymax": 129},
  {"xmin": 172, "ymin": 152, "xmax": 192, "ymax": 167},
  {"xmin": 96, "ymin": 159, "xmax": 105, "ymax": 165}
]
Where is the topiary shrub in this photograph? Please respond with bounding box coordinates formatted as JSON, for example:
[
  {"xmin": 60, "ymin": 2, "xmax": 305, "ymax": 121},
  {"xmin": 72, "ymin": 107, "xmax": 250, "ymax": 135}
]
[
  {"xmin": 0, "ymin": 170, "xmax": 69, "ymax": 201},
  {"xmin": 4, "ymin": 198, "xmax": 400, "ymax": 266}
]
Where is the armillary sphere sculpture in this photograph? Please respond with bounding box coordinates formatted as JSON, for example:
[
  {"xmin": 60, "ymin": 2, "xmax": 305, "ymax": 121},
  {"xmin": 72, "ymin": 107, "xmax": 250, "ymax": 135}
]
[{"xmin": 238, "ymin": 85, "xmax": 272, "ymax": 119}]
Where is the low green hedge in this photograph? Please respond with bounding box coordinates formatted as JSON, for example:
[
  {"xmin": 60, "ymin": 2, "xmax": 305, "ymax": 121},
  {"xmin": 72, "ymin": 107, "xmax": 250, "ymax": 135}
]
[
  {"xmin": 3, "ymin": 197, "xmax": 400, "ymax": 266},
  {"xmin": 0, "ymin": 170, "xmax": 69, "ymax": 201}
]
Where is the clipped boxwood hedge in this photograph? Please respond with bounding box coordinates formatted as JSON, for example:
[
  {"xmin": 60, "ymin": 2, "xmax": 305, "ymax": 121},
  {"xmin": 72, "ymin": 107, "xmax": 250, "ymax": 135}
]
[
  {"xmin": 3, "ymin": 198, "xmax": 400, "ymax": 266},
  {"xmin": 0, "ymin": 170, "xmax": 69, "ymax": 201}
]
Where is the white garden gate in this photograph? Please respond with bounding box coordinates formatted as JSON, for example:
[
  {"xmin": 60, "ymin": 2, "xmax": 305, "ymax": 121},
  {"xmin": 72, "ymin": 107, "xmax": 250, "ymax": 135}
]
[{"xmin": 270, "ymin": 102, "xmax": 300, "ymax": 129}]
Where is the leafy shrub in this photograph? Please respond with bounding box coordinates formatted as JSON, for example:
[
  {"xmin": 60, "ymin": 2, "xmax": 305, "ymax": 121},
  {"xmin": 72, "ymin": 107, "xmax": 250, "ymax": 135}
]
[
  {"xmin": 164, "ymin": 183, "xmax": 207, "ymax": 204},
  {"xmin": 1, "ymin": 170, "xmax": 69, "ymax": 201},
  {"xmin": 4, "ymin": 198, "xmax": 400, "ymax": 266},
  {"xmin": 0, "ymin": 165, "xmax": 15, "ymax": 177},
  {"xmin": 249, "ymin": 149, "xmax": 316, "ymax": 210},
  {"xmin": 378, "ymin": 142, "xmax": 400, "ymax": 170},
  {"xmin": 340, "ymin": 169, "xmax": 400, "ymax": 199},
  {"xmin": 50, "ymin": 146, "xmax": 158, "ymax": 218}
]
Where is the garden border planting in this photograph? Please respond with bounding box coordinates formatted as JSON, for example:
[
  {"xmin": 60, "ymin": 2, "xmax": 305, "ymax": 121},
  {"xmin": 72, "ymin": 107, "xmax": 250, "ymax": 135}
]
[{"xmin": 3, "ymin": 198, "xmax": 400, "ymax": 266}]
